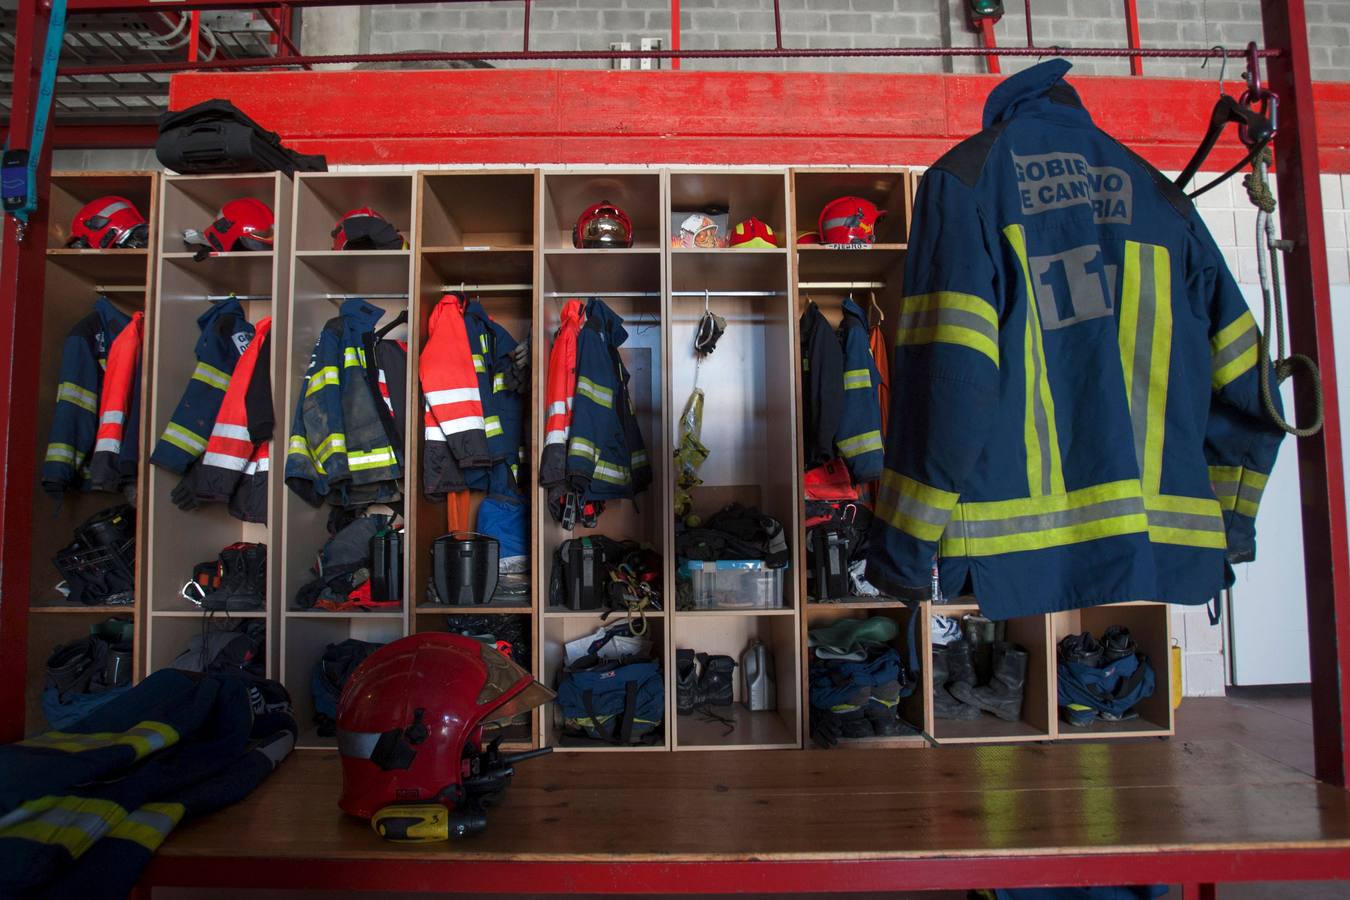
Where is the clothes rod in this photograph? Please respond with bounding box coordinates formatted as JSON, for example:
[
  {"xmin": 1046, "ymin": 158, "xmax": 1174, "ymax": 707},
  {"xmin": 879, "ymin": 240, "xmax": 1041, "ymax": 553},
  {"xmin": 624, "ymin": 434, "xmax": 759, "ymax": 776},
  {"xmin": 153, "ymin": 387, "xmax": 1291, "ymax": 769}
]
[
  {"xmin": 205, "ymin": 294, "xmax": 271, "ymax": 302},
  {"xmin": 323, "ymin": 293, "xmax": 409, "ymax": 301},
  {"xmin": 440, "ymin": 283, "xmax": 534, "ymax": 293},
  {"xmin": 545, "ymin": 291, "xmax": 660, "ymax": 299},
  {"xmin": 798, "ymin": 281, "xmax": 886, "ymax": 290},
  {"xmin": 96, "ymin": 284, "xmax": 147, "ymax": 293},
  {"xmin": 671, "ymin": 290, "xmax": 785, "ymax": 298}
]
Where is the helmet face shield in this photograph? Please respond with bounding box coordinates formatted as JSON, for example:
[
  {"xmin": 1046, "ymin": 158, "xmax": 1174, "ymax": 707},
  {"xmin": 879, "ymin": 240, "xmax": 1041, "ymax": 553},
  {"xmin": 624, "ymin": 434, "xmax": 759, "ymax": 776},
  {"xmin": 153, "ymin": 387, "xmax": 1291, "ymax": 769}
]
[
  {"xmin": 573, "ymin": 202, "xmax": 634, "ymax": 248},
  {"xmin": 475, "ymin": 641, "xmax": 556, "ymax": 722}
]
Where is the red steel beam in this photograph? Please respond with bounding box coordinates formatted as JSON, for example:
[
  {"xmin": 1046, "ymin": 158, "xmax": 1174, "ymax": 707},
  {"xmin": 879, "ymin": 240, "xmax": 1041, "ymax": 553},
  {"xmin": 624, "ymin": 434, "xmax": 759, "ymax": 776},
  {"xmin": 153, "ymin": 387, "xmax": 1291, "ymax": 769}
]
[
  {"xmin": 0, "ymin": 123, "xmax": 162, "ymax": 148},
  {"xmin": 1124, "ymin": 0, "xmax": 1143, "ymax": 75},
  {"xmin": 1262, "ymin": 0, "xmax": 1350, "ymax": 788},
  {"xmin": 0, "ymin": 0, "xmax": 54, "ymax": 744},
  {"xmin": 979, "ymin": 19, "xmax": 1001, "ymax": 75}
]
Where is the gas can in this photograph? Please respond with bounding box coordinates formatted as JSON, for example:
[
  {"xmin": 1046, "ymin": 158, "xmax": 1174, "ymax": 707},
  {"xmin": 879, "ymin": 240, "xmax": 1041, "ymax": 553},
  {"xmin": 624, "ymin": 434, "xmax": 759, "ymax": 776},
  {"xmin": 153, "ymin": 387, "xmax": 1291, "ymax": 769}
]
[{"xmin": 741, "ymin": 639, "xmax": 776, "ymax": 712}]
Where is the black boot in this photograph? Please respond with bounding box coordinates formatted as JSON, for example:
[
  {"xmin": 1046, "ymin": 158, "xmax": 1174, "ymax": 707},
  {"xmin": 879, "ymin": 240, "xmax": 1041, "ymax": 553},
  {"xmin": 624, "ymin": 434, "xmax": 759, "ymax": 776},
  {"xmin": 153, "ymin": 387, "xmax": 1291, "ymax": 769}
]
[
  {"xmin": 963, "ymin": 615, "xmax": 997, "ymax": 685},
  {"xmin": 932, "ymin": 642, "xmax": 980, "ymax": 720},
  {"xmin": 866, "ymin": 678, "xmax": 907, "ymax": 736},
  {"xmin": 204, "ymin": 543, "xmax": 266, "ymax": 612},
  {"xmin": 676, "ymin": 649, "xmax": 701, "ymax": 716},
  {"xmin": 699, "ymin": 654, "xmax": 736, "ymax": 707},
  {"xmin": 1059, "ymin": 631, "xmax": 1104, "ymax": 667},
  {"xmin": 1100, "ymin": 625, "xmax": 1136, "ymax": 663},
  {"xmin": 950, "ymin": 642, "xmax": 1029, "ymax": 722}
]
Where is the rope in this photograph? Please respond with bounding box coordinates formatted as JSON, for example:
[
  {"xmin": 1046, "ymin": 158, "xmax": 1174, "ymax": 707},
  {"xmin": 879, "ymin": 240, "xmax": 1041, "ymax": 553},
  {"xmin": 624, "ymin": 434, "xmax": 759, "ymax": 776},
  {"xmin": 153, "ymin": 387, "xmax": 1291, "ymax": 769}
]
[{"xmin": 1247, "ymin": 147, "xmax": 1324, "ymax": 437}]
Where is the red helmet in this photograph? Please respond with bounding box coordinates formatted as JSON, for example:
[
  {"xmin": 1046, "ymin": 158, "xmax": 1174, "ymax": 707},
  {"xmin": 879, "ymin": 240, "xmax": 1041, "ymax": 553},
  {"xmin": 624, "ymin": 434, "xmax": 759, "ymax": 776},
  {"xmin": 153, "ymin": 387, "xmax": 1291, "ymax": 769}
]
[
  {"xmin": 184, "ymin": 197, "xmax": 274, "ymax": 257},
  {"xmin": 729, "ymin": 217, "xmax": 778, "ymax": 249},
  {"xmin": 819, "ymin": 196, "xmax": 886, "ymax": 245},
  {"xmin": 337, "ymin": 633, "xmax": 554, "ymax": 839},
  {"xmin": 573, "ymin": 202, "xmax": 633, "ymax": 249},
  {"xmin": 68, "ymin": 196, "xmax": 148, "ymax": 249},
  {"xmin": 332, "ymin": 207, "xmax": 407, "ymax": 251}
]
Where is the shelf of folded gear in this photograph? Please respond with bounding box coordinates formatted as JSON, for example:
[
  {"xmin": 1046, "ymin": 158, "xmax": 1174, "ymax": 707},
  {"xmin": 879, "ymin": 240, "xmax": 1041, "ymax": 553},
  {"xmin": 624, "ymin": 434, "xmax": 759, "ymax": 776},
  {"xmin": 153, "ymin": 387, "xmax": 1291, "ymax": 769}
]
[{"xmin": 29, "ymin": 172, "xmax": 161, "ymax": 735}]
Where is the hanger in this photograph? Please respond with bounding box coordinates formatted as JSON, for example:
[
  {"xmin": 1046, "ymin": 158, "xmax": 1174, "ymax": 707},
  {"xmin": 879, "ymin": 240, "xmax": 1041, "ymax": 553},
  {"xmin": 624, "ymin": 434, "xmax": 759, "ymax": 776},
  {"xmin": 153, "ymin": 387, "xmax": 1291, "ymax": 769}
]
[
  {"xmin": 1176, "ymin": 42, "xmax": 1277, "ymax": 196},
  {"xmin": 868, "ymin": 291, "xmax": 884, "ymax": 330}
]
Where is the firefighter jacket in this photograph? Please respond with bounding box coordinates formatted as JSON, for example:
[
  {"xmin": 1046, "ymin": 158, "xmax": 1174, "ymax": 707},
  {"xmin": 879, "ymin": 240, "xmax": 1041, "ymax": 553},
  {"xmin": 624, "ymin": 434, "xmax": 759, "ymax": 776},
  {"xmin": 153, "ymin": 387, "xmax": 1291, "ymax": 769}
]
[
  {"xmin": 150, "ymin": 298, "xmax": 254, "ymax": 475},
  {"xmin": 0, "ymin": 669, "xmax": 295, "ymax": 900},
  {"xmin": 865, "ymin": 60, "xmax": 1285, "ymax": 620},
  {"xmin": 88, "ymin": 311, "xmax": 145, "ymax": 494},
  {"xmin": 287, "ymin": 299, "xmax": 403, "ymax": 508},
  {"xmin": 195, "ymin": 318, "xmax": 273, "ymax": 523},
  {"xmin": 420, "ymin": 294, "xmax": 492, "ymax": 499},
  {"xmin": 540, "ymin": 299, "xmax": 586, "ymax": 494},
  {"xmin": 567, "ymin": 298, "xmax": 651, "ymax": 502},
  {"xmin": 800, "ymin": 302, "xmax": 844, "ymax": 470},
  {"xmin": 836, "ymin": 298, "xmax": 885, "ymax": 484},
  {"xmin": 41, "ymin": 297, "xmax": 131, "ymax": 498},
  {"xmin": 463, "ymin": 298, "xmax": 525, "ymax": 494}
]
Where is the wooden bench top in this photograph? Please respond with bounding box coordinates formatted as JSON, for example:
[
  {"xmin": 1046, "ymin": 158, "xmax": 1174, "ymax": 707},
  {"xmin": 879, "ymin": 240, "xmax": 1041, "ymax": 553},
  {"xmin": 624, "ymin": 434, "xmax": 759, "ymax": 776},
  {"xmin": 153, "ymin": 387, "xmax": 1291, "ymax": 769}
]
[{"xmin": 144, "ymin": 740, "xmax": 1350, "ymax": 893}]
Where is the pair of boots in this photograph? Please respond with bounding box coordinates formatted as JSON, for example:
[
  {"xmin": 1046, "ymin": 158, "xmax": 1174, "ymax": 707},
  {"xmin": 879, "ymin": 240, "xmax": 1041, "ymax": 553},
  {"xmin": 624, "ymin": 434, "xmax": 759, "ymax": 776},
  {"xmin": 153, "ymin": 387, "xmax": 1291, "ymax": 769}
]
[
  {"xmin": 932, "ymin": 639, "xmax": 1029, "ymax": 722},
  {"xmin": 202, "ymin": 543, "xmax": 267, "ymax": 612},
  {"xmin": 1058, "ymin": 626, "xmax": 1140, "ymax": 725},
  {"xmin": 676, "ymin": 649, "xmax": 735, "ymax": 714}
]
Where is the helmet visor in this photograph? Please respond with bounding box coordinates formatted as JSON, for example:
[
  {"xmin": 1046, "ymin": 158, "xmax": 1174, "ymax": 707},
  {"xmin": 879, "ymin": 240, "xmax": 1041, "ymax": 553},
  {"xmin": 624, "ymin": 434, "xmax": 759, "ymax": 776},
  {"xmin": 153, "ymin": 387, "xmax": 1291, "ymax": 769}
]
[
  {"xmin": 580, "ymin": 214, "xmax": 630, "ymax": 246},
  {"xmin": 476, "ymin": 643, "xmax": 556, "ymax": 723}
]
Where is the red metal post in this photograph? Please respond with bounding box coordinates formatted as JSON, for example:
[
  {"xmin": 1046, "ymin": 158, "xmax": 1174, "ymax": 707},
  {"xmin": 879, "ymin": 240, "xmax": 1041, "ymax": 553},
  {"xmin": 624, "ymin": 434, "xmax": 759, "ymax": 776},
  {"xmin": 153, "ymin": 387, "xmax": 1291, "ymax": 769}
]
[
  {"xmin": 979, "ymin": 19, "xmax": 1002, "ymax": 75},
  {"xmin": 1123, "ymin": 0, "xmax": 1143, "ymax": 75},
  {"xmin": 1262, "ymin": 0, "xmax": 1350, "ymax": 788},
  {"xmin": 188, "ymin": 10, "xmax": 201, "ymax": 62},
  {"xmin": 670, "ymin": 0, "xmax": 680, "ymax": 71},
  {"xmin": 0, "ymin": 0, "xmax": 54, "ymax": 743}
]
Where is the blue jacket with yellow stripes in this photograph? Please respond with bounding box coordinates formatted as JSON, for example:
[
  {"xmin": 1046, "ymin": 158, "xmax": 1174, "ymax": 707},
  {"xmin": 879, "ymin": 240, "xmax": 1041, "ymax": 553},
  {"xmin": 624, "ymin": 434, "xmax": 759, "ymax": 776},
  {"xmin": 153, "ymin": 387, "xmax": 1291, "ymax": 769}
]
[
  {"xmin": 836, "ymin": 298, "xmax": 885, "ymax": 483},
  {"xmin": 285, "ymin": 299, "xmax": 403, "ymax": 508},
  {"xmin": 566, "ymin": 298, "xmax": 651, "ymax": 503},
  {"xmin": 149, "ymin": 298, "xmax": 255, "ymax": 475},
  {"xmin": 463, "ymin": 299, "xmax": 525, "ymax": 495},
  {"xmin": 865, "ymin": 60, "xmax": 1285, "ymax": 620},
  {"xmin": 41, "ymin": 297, "xmax": 131, "ymax": 498}
]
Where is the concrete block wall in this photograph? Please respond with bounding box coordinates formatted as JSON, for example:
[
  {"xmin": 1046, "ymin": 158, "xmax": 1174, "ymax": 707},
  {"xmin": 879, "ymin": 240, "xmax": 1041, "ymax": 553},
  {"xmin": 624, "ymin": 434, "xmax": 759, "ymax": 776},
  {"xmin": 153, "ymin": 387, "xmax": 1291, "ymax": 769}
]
[{"xmin": 345, "ymin": 0, "xmax": 1350, "ymax": 80}]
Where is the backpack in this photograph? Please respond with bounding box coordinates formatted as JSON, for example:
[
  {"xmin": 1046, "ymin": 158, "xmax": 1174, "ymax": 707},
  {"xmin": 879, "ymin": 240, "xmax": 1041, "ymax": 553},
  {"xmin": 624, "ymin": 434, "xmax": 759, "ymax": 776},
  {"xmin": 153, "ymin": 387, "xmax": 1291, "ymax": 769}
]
[
  {"xmin": 1057, "ymin": 653, "xmax": 1156, "ymax": 719},
  {"xmin": 311, "ymin": 639, "xmax": 384, "ymax": 736},
  {"xmin": 156, "ymin": 99, "xmax": 328, "ymax": 176},
  {"xmin": 556, "ymin": 658, "xmax": 664, "ymax": 745}
]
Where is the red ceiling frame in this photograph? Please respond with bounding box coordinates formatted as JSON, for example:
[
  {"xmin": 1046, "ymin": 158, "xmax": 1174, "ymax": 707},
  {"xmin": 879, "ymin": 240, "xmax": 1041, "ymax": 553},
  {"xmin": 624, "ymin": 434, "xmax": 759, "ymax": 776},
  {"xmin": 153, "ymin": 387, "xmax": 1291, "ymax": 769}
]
[{"xmin": 3, "ymin": 0, "xmax": 1349, "ymax": 890}]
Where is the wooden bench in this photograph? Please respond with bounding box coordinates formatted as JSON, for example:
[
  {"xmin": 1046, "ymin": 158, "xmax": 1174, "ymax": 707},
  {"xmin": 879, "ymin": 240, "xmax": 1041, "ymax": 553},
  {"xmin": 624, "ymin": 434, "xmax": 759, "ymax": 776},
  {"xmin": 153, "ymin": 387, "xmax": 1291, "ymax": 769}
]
[{"xmin": 141, "ymin": 740, "xmax": 1350, "ymax": 895}]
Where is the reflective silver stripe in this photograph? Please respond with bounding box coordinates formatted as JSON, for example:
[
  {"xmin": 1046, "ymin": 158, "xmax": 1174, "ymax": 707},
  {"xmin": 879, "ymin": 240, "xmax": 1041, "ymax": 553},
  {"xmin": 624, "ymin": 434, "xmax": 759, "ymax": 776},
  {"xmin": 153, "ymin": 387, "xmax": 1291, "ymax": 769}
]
[
  {"xmin": 202, "ymin": 451, "xmax": 248, "ymax": 471},
  {"xmin": 56, "ymin": 382, "xmax": 99, "ymax": 412},
  {"xmin": 876, "ymin": 478, "xmax": 952, "ymax": 531},
  {"xmin": 100, "ymin": 411, "xmax": 125, "ymax": 426},
  {"xmin": 545, "ymin": 429, "xmax": 568, "ymax": 446},
  {"xmin": 1028, "ymin": 306, "xmax": 1054, "ymax": 495},
  {"xmin": 1238, "ymin": 481, "xmax": 1264, "ymax": 506},
  {"xmin": 96, "ymin": 200, "xmax": 133, "ymax": 218},
  {"xmin": 946, "ymin": 495, "xmax": 1146, "ymax": 541},
  {"xmin": 1145, "ymin": 509, "xmax": 1225, "ymax": 534},
  {"xmin": 163, "ymin": 423, "xmax": 207, "ymax": 453},
  {"xmin": 424, "ymin": 426, "xmax": 447, "ymax": 442},
  {"xmin": 1212, "ymin": 324, "xmax": 1258, "ymax": 376},
  {"xmin": 1125, "ymin": 245, "xmax": 1156, "ymax": 474},
  {"xmin": 547, "ymin": 401, "xmax": 568, "ymax": 416},
  {"xmin": 337, "ymin": 729, "xmax": 382, "ymax": 759},
  {"xmin": 426, "ymin": 387, "xmax": 478, "ymax": 406},
  {"xmin": 895, "ymin": 305, "xmax": 998, "ymax": 348},
  {"xmin": 437, "ymin": 414, "xmax": 487, "ymax": 435},
  {"xmin": 94, "ymin": 438, "xmax": 121, "ymax": 452},
  {"xmin": 576, "ymin": 376, "xmax": 613, "ymax": 408},
  {"xmin": 210, "ymin": 423, "xmax": 253, "ymax": 442}
]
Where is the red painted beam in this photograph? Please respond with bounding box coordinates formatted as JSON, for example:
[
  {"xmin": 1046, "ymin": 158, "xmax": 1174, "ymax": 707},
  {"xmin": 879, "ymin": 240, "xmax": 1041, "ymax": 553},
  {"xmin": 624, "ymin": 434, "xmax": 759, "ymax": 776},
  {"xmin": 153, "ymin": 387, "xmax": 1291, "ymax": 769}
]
[
  {"xmin": 166, "ymin": 68, "xmax": 1350, "ymax": 172},
  {"xmin": 0, "ymin": 124, "xmax": 161, "ymax": 149},
  {"xmin": 141, "ymin": 847, "xmax": 1350, "ymax": 894},
  {"xmin": 1263, "ymin": 0, "xmax": 1350, "ymax": 788}
]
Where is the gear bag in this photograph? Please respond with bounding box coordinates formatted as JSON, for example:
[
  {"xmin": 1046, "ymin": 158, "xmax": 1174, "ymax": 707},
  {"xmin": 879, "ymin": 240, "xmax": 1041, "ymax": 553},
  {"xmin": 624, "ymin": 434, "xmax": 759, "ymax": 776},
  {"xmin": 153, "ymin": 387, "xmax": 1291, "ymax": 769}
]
[
  {"xmin": 556, "ymin": 658, "xmax": 664, "ymax": 745},
  {"xmin": 156, "ymin": 99, "xmax": 328, "ymax": 176},
  {"xmin": 1057, "ymin": 652, "xmax": 1156, "ymax": 719}
]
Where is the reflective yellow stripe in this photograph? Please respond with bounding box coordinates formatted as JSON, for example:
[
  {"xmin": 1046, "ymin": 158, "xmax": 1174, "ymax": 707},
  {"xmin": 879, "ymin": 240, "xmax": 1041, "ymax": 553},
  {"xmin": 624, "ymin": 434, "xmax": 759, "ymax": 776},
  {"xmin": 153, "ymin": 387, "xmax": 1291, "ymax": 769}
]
[
  {"xmin": 56, "ymin": 381, "xmax": 99, "ymax": 413},
  {"xmin": 306, "ymin": 366, "xmax": 340, "ymax": 396},
  {"xmin": 19, "ymin": 720, "xmax": 178, "ymax": 760},
  {"xmin": 313, "ymin": 433, "xmax": 348, "ymax": 464},
  {"xmin": 190, "ymin": 361, "xmax": 231, "ymax": 391},
  {"xmin": 472, "ymin": 354, "xmax": 486, "ymax": 374},
  {"xmin": 1006, "ymin": 225, "xmax": 1064, "ymax": 497},
  {"xmin": 1118, "ymin": 242, "xmax": 1174, "ymax": 493},
  {"xmin": 576, "ymin": 376, "xmax": 613, "ymax": 409},
  {"xmin": 568, "ymin": 436, "xmax": 600, "ymax": 464},
  {"xmin": 842, "ymin": 368, "xmax": 872, "ymax": 390},
  {"xmin": 288, "ymin": 434, "xmax": 326, "ymax": 475},
  {"xmin": 107, "ymin": 802, "xmax": 185, "ymax": 852},
  {"xmin": 1212, "ymin": 310, "xmax": 1260, "ymax": 390},
  {"xmin": 1144, "ymin": 493, "xmax": 1227, "ymax": 548},
  {"xmin": 941, "ymin": 479, "xmax": 1147, "ymax": 557},
  {"xmin": 347, "ymin": 447, "xmax": 398, "ymax": 471},
  {"xmin": 592, "ymin": 459, "xmax": 630, "ymax": 484},
  {"xmin": 44, "ymin": 442, "xmax": 80, "ymax": 465},
  {"xmin": 875, "ymin": 469, "xmax": 959, "ymax": 543},
  {"xmin": 895, "ymin": 291, "xmax": 999, "ymax": 365},
  {"xmin": 343, "ymin": 347, "xmax": 366, "ymax": 369},
  {"xmin": 0, "ymin": 795, "xmax": 124, "ymax": 857},
  {"xmin": 837, "ymin": 430, "xmax": 883, "ymax": 458},
  {"xmin": 161, "ymin": 423, "xmax": 207, "ymax": 455},
  {"xmin": 484, "ymin": 416, "xmax": 503, "ymax": 437},
  {"xmin": 493, "ymin": 373, "xmax": 506, "ymax": 392},
  {"xmin": 1236, "ymin": 468, "xmax": 1269, "ymax": 518}
]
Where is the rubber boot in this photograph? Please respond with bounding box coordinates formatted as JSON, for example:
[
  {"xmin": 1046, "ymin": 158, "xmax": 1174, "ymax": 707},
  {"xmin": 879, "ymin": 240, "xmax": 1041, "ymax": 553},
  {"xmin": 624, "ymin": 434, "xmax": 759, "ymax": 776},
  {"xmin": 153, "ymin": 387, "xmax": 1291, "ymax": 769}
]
[
  {"xmin": 1100, "ymin": 625, "xmax": 1137, "ymax": 663},
  {"xmin": 950, "ymin": 642, "xmax": 1029, "ymax": 722},
  {"xmin": 963, "ymin": 614, "xmax": 997, "ymax": 685},
  {"xmin": 699, "ymin": 654, "xmax": 736, "ymax": 707},
  {"xmin": 932, "ymin": 642, "xmax": 980, "ymax": 720},
  {"xmin": 676, "ymin": 649, "xmax": 700, "ymax": 716},
  {"xmin": 865, "ymin": 678, "xmax": 907, "ymax": 736}
]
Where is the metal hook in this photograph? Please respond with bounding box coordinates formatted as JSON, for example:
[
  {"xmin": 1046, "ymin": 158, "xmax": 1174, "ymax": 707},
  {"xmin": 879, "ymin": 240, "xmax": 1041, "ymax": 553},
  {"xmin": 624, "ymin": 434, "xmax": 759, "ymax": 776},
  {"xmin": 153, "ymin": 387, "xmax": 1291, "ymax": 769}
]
[
  {"xmin": 1201, "ymin": 46, "xmax": 1228, "ymax": 95},
  {"xmin": 704, "ymin": 288, "xmax": 710, "ymax": 314}
]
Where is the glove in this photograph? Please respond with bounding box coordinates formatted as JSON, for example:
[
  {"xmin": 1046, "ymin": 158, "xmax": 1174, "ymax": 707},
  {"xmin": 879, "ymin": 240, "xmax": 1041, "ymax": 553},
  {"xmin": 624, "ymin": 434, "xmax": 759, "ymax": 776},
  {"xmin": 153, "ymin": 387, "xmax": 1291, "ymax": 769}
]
[
  {"xmin": 506, "ymin": 332, "xmax": 531, "ymax": 394},
  {"xmin": 809, "ymin": 706, "xmax": 842, "ymax": 749},
  {"xmin": 171, "ymin": 471, "xmax": 201, "ymax": 511}
]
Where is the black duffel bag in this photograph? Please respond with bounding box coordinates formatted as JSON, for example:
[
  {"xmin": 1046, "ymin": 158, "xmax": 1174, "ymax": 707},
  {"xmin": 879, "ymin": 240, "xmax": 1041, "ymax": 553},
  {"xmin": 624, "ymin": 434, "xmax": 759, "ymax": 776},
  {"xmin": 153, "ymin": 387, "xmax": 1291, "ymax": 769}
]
[{"xmin": 156, "ymin": 99, "xmax": 327, "ymax": 176}]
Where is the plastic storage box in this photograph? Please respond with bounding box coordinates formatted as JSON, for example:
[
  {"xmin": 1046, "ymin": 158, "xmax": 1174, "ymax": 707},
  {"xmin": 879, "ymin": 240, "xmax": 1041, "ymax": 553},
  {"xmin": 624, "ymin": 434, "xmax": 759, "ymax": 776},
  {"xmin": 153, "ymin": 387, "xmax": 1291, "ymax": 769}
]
[{"xmin": 678, "ymin": 559, "xmax": 785, "ymax": 609}]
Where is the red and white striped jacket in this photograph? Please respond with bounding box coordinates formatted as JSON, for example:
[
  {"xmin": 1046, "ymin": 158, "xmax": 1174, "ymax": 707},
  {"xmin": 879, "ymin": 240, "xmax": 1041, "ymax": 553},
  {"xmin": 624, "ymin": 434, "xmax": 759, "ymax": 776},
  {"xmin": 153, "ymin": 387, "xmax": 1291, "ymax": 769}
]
[
  {"xmin": 88, "ymin": 310, "xmax": 144, "ymax": 493},
  {"xmin": 420, "ymin": 294, "xmax": 491, "ymax": 498},
  {"xmin": 196, "ymin": 317, "xmax": 272, "ymax": 523},
  {"xmin": 539, "ymin": 299, "xmax": 585, "ymax": 490}
]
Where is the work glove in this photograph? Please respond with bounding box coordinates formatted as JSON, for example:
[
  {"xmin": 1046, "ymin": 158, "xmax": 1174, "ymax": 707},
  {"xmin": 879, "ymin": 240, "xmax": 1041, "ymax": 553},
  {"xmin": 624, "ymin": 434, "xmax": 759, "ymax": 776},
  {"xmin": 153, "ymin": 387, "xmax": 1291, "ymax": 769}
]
[
  {"xmin": 809, "ymin": 706, "xmax": 843, "ymax": 749},
  {"xmin": 171, "ymin": 470, "xmax": 201, "ymax": 511}
]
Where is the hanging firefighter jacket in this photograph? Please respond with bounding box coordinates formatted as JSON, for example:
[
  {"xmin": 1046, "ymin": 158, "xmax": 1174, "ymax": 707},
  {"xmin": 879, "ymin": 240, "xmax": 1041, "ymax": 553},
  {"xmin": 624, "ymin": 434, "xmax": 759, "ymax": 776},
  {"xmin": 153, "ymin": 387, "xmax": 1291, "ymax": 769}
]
[
  {"xmin": 420, "ymin": 294, "xmax": 492, "ymax": 498},
  {"xmin": 194, "ymin": 318, "xmax": 274, "ymax": 523},
  {"xmin": 835, "ymin": 298, "xmax": 885, "ymax": 484},
  {"xmin": 287, "ymin": 299, "xmax": 404, "ymax": 508},
  {"xmin": 566, "ymin": 298, "xmax": 651, "ymax": 506},
  {"xmin": 865, "ymin": 60, "xmax": 1286, "ymax": 620},
  {"xmin": 41, "ymin": 297, "xmax": 132, "ymax": 498},
  {"xmin": 868, "ymin": 315, "xmax": 891, "ymax": 450},
  {"xmin": 0, "ymin": 669, "xmax": 295, "ymax": 900},
  {"xmin": 463, "ymin": 298, "xmax": 526, "ymax": 495},
  {"xmin": 800, "ymin": 302, "xmax": 845, "ymax": 471},
  {"xmin": 150, "ymin": 298, "xmax": 254, "ymax": 475},
  {"xmin": 88, "ymin": 311, "xmax": 145, "ymax": 495},
  {"xmin": 540, "ymin": 299, "xmax": 586, "ymax": 510}
]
